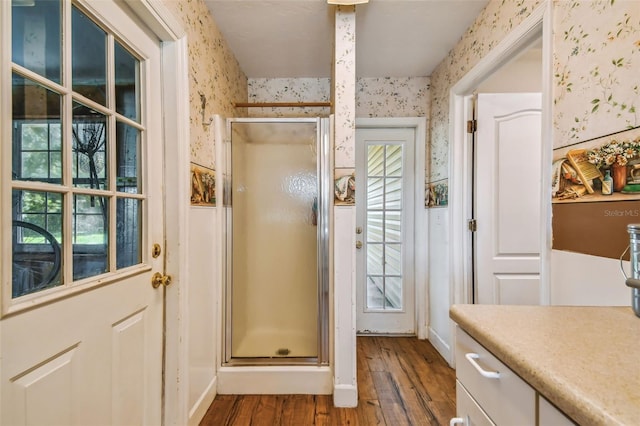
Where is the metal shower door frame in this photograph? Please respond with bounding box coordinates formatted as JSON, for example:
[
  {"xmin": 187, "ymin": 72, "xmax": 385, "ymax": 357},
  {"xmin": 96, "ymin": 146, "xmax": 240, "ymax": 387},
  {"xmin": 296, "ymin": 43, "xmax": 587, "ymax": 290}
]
[{"xmin": 222, "ymin": 117, "xmax": 331, "ymax": 365}]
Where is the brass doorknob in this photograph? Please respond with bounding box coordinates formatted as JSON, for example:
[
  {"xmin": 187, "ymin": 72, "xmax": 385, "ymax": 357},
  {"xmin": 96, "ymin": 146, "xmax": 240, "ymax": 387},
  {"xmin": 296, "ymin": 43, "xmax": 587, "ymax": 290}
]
[
  {"xmin": 151, "ymin": 272, "xmax": 172, "ymax": 289},
  {"xmin": 356, "ymin": 241, "xmax": 363, "ymax": 249}
]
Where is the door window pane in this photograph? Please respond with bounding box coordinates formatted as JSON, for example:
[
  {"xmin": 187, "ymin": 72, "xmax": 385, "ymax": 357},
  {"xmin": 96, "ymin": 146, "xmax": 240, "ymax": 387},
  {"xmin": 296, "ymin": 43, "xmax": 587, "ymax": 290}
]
[
  {"xmin": 72, "ymin": 6, "xmax": 106, "ymax": 105},
  {"xmin": 12, "ymin": 0, "xmax": 61, "ymax": 83},
  {"xmin": 384, "ymin": 277, "xmax": 402, "ymax": 309},
  {"xmin": 116, "ymin": 122, "xmax": 140, "ymax": 193},
  {"xmin": 366, "ymin": 243, "xmax": 383, "ymax": 275},
  {"xmin": 367, "ymin": 145, "xmax": 384, "ymax": 176},
  {"xmin": 12, "ymin": 74, "xmax": 62, "ymax": 184},
  {"xmin": 365, "ymin": 143, "xmax": 405, "ymax": 311},
  {"xmin": 386, "ymin": 145, "xmax": 402, "ymax": 176},
  {"xmin": 385, "ymin": 178, "xmax": 402, "ymax": 209},
  {"xmin": 72, "ymin": 102, "xmax": 108, "ymax": 189},
  {"xmin": 73, "ymin": 194, "xmax": 108, "ymax": 280},
  {"xmin": 366, "ymin": 211, "xmax": 383, "ymax": 243},
  {"xmin": 367, "ymin": 177, "xmax": 383, "ymax": 209},
  {"xmin": 366, "ymin": 276, "xmax": 384, "ymax": 310},
  {"xmin": 116, "ymin": 198, "xmax": 141, "ymax": 268},
  {"xmin": 385, "ymin": 210, "xmax": 401, "ymax": 242},
  {"xmin": 12, "ymin": 190, "xmax": 63, "ymax": 297},
  {"xmin": 115, "ymin": 42, "xmax": 139, "ymax": 122},
  {"xmin": 385, "ymin": 244, "xmax": 402, "ymax": 276}
]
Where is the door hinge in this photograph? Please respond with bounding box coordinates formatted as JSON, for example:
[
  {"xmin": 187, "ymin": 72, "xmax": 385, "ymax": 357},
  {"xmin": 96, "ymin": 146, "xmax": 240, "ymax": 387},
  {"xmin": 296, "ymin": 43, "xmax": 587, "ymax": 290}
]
[
  {"xmin": 468, "ymin": 219, "xmax": 477, "ymax": 232},
  {"xmin": 467, "ymin": 120, "xmax": 477, "ymax": 134}
]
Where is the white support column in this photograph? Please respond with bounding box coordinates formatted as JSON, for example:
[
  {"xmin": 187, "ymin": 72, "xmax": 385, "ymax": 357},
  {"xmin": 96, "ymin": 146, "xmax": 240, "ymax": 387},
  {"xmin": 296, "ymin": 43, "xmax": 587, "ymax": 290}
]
[
  {"xmin": 333, "ymin": 206, "xmax": 357, "ymax": 406},
  {"xmin": 332, "ymin": 5, "xmax": 358, "ymax": 408}
]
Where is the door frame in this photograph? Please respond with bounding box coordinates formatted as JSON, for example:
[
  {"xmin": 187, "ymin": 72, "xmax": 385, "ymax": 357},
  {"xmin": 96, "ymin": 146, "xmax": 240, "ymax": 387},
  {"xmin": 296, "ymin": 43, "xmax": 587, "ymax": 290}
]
[
  {"xmin": 355, "ymin": 117, "xmax": 427, "ymax": 339},
  {"xmin": 99, "ymin": 2, "xmax": 191, "ymax": 425},
  {"xmin": 448, "ymin": 2, "xmax": 553, "ymax": 359}
]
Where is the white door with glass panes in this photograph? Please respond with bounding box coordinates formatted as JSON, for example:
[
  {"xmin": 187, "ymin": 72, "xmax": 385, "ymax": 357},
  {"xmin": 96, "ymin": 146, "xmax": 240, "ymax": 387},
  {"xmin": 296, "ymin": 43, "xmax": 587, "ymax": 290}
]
[
  {"xmin": 356, "ymin": 128, "xmax": 415, "ymax": 334},
  {"xmin": 1, "ymin": 1, "xmax": 166, "ymax": 424}
]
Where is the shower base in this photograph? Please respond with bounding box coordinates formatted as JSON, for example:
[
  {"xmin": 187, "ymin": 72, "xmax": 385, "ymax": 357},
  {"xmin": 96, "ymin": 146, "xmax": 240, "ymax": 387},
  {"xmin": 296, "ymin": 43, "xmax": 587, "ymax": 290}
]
[{"xmin": 232, "ymin": 328, "xmax": 317, "ymax": 358}]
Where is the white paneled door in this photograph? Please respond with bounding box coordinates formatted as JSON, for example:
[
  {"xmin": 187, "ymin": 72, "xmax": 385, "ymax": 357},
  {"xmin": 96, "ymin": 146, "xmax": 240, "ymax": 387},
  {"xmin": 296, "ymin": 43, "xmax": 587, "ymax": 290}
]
[
  {"xmin": 356, "ymin": 128, "xmax": 415, "ymax": 334},
  {"xmin": 1, "ymin": 1, "xmax": 165, "ymax": 424},
  {"xmin": 475, "ymin": 93, "xmax": 542, "ymax": 305}
]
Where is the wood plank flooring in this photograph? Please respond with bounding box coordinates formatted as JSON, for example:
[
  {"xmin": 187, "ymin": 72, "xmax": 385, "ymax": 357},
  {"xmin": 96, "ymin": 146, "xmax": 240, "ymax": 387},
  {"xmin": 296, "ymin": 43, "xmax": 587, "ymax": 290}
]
[{"xmin": 200, "ymin": 336, "xmax": 456, "ymax": 425}]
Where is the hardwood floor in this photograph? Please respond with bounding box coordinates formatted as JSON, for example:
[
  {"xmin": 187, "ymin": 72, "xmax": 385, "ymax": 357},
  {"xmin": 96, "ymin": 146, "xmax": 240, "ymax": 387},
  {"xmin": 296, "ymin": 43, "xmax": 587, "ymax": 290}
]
[{"xmin": 200, "ymin": 336, "xmax": 456, "ymax": 425}]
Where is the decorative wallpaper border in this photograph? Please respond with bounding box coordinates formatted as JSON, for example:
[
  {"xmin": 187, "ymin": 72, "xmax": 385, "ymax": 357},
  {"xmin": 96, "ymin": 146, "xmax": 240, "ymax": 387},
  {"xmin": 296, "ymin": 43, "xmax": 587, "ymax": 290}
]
[{"xmin": 426, "ymin": 178, "xmax": 448, "ymax": 208}]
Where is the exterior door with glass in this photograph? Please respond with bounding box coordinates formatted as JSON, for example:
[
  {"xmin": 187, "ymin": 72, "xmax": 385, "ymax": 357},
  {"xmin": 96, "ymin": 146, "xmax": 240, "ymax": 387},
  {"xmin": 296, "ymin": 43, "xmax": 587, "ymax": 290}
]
[
  {"xmin": 1, "ymin": 1, "xmax": 165, "ymax": 424},
  {"xmin": 355, "ymin": 127, "xmax": 415, "ymax": 334}
]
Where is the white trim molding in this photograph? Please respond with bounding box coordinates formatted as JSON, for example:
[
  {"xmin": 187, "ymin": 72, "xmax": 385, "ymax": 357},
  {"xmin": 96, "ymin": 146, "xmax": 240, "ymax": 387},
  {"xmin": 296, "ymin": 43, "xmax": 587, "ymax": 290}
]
[
  {"xmin": 217, "ymin": 366, "xmax": 333, "ymax": 395},
  {"xmin": 125, "ymin": 2, "xmax": 191, "ymax": 425}
]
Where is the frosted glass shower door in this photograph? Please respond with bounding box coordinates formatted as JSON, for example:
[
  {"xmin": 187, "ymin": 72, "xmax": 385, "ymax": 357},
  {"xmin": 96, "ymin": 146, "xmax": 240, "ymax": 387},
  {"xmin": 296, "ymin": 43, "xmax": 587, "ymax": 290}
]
[{"xmin": 229, "ymin": 120, "xmax": 320, "ymax": 359}]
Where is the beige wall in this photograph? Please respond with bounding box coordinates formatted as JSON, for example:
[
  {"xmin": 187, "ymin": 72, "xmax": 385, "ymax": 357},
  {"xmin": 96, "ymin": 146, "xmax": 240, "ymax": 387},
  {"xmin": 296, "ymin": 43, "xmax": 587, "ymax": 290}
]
[
  {"xmin": 477, "ymin": 46, "xmax": 542, "ymax": 93},
  {"xmin": 162, "ymin": 0, "xmax": 248, "ymax": 169},
  {"xmin": 247, "ymin": 76, "xmax": 429, "ymax": 119}
]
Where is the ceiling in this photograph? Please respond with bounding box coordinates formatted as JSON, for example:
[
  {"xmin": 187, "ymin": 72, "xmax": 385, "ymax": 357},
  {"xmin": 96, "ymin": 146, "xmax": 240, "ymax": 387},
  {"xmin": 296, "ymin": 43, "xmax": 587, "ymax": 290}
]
[{"xmin": 204, "ymin": 0, "xmax": 490, "ymax": 79}]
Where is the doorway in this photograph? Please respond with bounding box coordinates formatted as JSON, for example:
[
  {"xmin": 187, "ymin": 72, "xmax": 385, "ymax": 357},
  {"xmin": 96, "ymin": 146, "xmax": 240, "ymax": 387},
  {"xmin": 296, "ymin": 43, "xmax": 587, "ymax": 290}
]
[
  {"xmin": 440, "ymin": 4, "xmax": 552, "ymax": 364},
  {"xmin": 355, "ymin": 118, "xmax": 426, "ymax": 336}
]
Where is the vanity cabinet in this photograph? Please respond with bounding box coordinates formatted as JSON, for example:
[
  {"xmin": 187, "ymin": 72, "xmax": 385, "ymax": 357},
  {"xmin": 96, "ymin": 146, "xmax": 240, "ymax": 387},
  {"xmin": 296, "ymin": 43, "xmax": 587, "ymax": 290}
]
[
  {"xmin": 449, "ymin": 305, "xmax": 640, "ymax": 425},
  {"xmin": 453, "ymin": 327, "xmax": 576, "ymax": 425},
  {"xmin": 454, "ymin": 327, "xmax": 535, "ymax": 425},
  {"xmin": 538, "ymin": 396, "xmax": 576, "ymax": 426}
]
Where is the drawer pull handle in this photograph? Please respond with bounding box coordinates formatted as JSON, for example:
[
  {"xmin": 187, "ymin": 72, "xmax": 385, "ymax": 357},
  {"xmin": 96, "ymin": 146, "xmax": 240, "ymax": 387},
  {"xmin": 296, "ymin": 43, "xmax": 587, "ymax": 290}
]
[
  {"xmin": 465, "ymin": 353, "xmax": 500, "ymax": 379},
  {"xmin": 450, "ymin": 417, "xmax": 466, "ymax": 426}
]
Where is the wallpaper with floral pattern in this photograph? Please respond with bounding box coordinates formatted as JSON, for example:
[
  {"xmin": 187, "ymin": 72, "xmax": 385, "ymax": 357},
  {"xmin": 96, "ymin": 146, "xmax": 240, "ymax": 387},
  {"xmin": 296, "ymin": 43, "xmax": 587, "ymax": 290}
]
[
  {"xmin": 356, "ymin": 77, "xmax": 430, "ymax": 118},
  {"xmin": 334, "ymin": 6, "xmax": 357, "ymax": 169},
  {"xmin": 428, "ymin": 0, "xmax": 542, "ymax": 185},
  {"xmin": 554, "ymin": 0, "xmax": 640, "ymax": 148},
  {"xmin": 428, "ymin": 0, "xmax": 640, "ymax": 207},
  {"xmin": 161, "ymin": 0, "xmax": 248, "ymax": 170},
  {"xmin": 248, "ymin": 76, "xmax": 430, "ymax": 118},
  {"xmin": 247, "ymin": 78, "xmax": 331, "ymax": 118}
]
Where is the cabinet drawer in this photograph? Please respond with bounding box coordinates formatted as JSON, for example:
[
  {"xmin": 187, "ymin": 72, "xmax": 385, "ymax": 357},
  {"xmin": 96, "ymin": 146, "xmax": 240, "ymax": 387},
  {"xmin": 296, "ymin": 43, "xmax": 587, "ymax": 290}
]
[
  {"xmin": 455, "ymin": 327, "xmax": 535, "ymax": 425},
  {"xmin": 456, "ymin": 380, "xmax": 495, "ymax": 426},
  {"xmin": 539, "ymin": 395, "xmax": 576, "ymax": 425}
]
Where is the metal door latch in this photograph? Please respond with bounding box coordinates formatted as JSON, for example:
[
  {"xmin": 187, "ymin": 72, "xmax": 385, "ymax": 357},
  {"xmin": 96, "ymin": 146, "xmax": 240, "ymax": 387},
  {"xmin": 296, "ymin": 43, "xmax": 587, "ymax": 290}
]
[{"xmin": 151, "ymin": 272, "xmax": 172, "ymax": 289}]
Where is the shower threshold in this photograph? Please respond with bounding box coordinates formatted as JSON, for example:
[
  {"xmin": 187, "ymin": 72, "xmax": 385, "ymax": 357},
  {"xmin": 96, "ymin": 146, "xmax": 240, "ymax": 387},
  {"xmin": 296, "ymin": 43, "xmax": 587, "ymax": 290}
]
[
  {"xmin": 224, "ymin": 356, "xmax": 324, "ymax": 367},
  {"xmin": 217, "ymin": 365, "xmax": 333, "ymax": 395}
]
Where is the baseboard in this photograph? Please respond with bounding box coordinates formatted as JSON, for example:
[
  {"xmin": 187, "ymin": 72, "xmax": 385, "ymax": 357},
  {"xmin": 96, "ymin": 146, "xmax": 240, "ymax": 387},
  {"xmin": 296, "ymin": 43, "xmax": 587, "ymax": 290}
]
[
  {"xmin": 188, "ymin": 376, "xmax": 217, "ymax": 426},
  {"xmin": 333, "ymin": 384, "xmax": 358, "ymax": 407},
  {"xmin": 428, "ymin": 327, "xmax": 452, "ymax": 367},
  {"xmin": 217, "ymin": 366, "xmax": 333, "ymax": 395}
]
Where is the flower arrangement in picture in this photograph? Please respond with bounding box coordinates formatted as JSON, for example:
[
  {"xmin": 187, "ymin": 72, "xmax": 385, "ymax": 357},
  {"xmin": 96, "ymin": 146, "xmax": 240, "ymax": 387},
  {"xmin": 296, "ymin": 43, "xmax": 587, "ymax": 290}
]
[{"xmin": 586, "ymin": 137, "xmax": 640, "ymax": 168}]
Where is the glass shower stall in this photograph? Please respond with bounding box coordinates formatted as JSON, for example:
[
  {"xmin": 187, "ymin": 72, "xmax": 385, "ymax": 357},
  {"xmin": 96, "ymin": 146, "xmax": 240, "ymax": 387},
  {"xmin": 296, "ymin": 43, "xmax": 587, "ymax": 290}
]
[{"xmin": 223, "ymin": 118, "xmax": 330, "ymax": 366}]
